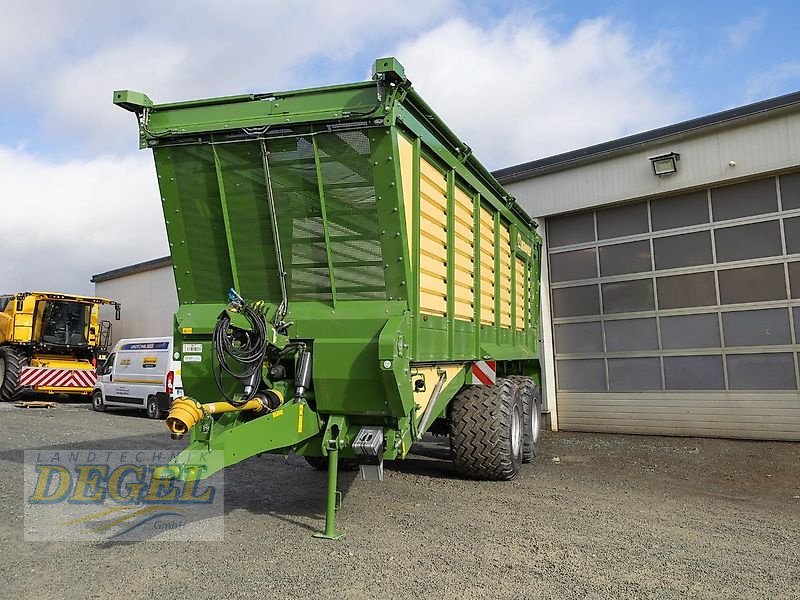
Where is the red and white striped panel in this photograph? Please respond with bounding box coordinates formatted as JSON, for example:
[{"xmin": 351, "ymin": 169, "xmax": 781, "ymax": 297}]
[
  {"xmin": 470, "ymin": 360, "xmax": 497, "ymax": 386},
  {"xmin": 19, "ymin": 367, "xmax": 97, "ymax": 389}
]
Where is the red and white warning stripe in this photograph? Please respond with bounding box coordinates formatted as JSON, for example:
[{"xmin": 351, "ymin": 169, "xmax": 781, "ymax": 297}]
[
  {"xmin": 19, "ymin": 367, "xmax": 97, "ymax": 389},
  {"xmin": 470, "ymin": 360, "xmax": 496, "ymax": 386}
]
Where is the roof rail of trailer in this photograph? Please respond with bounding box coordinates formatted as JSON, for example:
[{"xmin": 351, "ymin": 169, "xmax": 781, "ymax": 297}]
[{"xmin": 113, "ymin": 57, "xmax": 534, "ymax": 228}]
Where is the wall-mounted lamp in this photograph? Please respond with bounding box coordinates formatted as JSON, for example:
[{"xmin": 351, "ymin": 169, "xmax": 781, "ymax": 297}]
[{"xmin": 649, "ymin": 152, "xmax": 680, "ymax": 176}]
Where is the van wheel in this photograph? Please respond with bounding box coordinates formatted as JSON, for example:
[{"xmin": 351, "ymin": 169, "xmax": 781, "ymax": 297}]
[
  {"xmin": 146, "ymin": 396, "xmax": 163, "ymax": 419},
  {"xmin": 449, "ymin": 378, "xmax": 524, "ymax": 480},
  {"xmin": 92, "ymin": 390, "xmax": 106, "ymax": 412}
]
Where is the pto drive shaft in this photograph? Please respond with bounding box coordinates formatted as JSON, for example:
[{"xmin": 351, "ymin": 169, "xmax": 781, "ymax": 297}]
[{"xmin": 165, "ymin": 394, "xmax": 280, "ymax": 438}]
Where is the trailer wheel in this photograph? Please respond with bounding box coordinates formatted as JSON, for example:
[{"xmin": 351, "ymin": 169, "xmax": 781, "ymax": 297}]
[
  {"xmin": 0, "ymin": 347, "xmax": 25, "ymax": 402},
  {"xmin": 449, "ymin": 378, "xmax": 524, "ymax": 480},
  {"xmin": 92, "ymin": 390, "xmax": 106, "ymax": 412},
  {"xmin": 146, "ymin": 396, "xmax": 163, "ymax": 419},
  {"xmin": 304, "ymin": 456, "xmax": 359, "ymax": 472},
  {"xmin": 507, "ymin": 376, "xmax": 542, "ymax": 463}
]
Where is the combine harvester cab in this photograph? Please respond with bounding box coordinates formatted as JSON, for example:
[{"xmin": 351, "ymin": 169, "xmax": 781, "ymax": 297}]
[
  {"xmin": 115, "ymin": 57, "xmax": 542, "ymax": 538},
  {"xmin": 0, "ymin": 292, "xmax": 120, "ymax": 400}
]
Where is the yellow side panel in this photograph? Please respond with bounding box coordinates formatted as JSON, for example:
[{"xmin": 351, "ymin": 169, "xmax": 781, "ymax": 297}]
[
  {"xmin": 0, "ymin": 311, "xmax": 11, "ymax": 344},
  {"xmin": 453, "ymin": 185, "xmax": 474, "ymax": 322},
  {"xmin": 419, "ymin": 158, "xmax": 448, "ymax": 316},
  {"xmin": 479, "ymin": 206, "xmax": 496, "ymax": 326},
  {"xmin": 420, "ymin": 160, "xmax": 447, "ymax": 192},
  {"xmin": 30, "ymin": 355, "xmax": 94, "ymax": 370},
  {"xmin": 13, "ymin": 311, "xmax": 33, "ymax": 343},
  {"xmin": 421, "ymin": 205, "xmax": 447, "ymax": 228},
  {"xmin": 87, "ymin": 305, "xmax": 100, "ymax": 346},
  {"xmin": 397, "ymin": 133, "xmax": 415, "ymax": 262},
  {"xmin": 411, "ymin": 364, "xmax": 466, "ymax": 416},
  {"xmin": 454, "ymin": 303, "xmax": 473, "ymax": 321},
  {"xmin": 499, "ymin": 223, "xmax": 512, "ymax": 328},
  {"xmin": 454, "ymin": 237, "xmax": 473, "ymax": 262},
  {"xmin": 515, "ymin": 257, "xmax": 526, "ymax": 330},
  {"xmin": 420, "ymin": 270, "xmax": 446, "ymax": 292},
  {"xmin": 420, "ymin": 234, "xmax": 445, "ymax": 258},
  {"xmin": 453, "ymin": 283, "xmax": 474, "ymax": 301},
  {"xmin": 454, "ymin": 221, "xmax": 473, "ymax": 246}
]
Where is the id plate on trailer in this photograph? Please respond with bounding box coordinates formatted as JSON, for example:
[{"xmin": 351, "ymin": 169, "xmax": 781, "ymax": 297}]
[{"xmin": 183, "ymin": 344, "xmax": 202, "ymax": 354}]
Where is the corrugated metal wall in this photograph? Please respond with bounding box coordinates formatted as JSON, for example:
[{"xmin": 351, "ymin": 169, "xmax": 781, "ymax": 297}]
[{"xmin": 95, "ymin": 266, "xmax": 178, "ymax": 345}]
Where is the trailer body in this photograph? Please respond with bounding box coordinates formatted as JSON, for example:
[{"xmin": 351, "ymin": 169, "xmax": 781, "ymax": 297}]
[{"xmin": 116, "ymin": 58, "xmax": 542, "ymax": 537}]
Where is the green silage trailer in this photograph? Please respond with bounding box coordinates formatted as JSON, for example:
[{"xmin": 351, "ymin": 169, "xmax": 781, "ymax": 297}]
[{"xmin": 115, "ymin": 57, "xmax": 543, "ymax": 538}]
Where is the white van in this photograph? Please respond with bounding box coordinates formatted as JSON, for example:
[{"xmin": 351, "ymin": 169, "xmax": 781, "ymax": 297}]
[{"xmin": 92, "ymin": 337, "xmax": 183, "ymax": 419}]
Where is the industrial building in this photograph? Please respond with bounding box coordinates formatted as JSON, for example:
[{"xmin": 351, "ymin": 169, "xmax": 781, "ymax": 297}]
[
  {"xmin": 94, "ymin": 90, "xmax": 800, "ymax": 440},
  {"xmin": 91, "ymin": 256, "xmax": 177, "ymax": 344},
  {"xmin": 497, "ymin": 90, "xmax": 800, "ymax": 440}
]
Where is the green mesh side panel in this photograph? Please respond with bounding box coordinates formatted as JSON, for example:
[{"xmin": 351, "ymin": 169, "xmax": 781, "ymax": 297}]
[
  {"xmin": 215, "ymin": 142, "xmax": 281, "ymax": 304},
  {"xmin": 170, "ymin": 145, "xmax": 232, "ymax": 302},
  {"xmin": 161, "ymin": 128, "xmax": 384, "ymax": 306},
  {"xmin": 316, "ymin": 131, "xmax": 385, "ymax": 300},
  {"xmin": 267, "ymin": 136, "xmax": 332, "ymax": 301}
]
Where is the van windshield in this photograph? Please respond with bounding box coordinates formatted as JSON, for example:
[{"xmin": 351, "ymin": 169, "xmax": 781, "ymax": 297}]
[{"xmin": 34, "ymin": 301, "xmax": 91, "ymax": 347}]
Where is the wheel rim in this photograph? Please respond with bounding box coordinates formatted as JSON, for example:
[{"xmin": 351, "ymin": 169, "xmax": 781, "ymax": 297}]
[
  {"xmin": 531, "ymin": 402, "xmax": 541, "ymax": 444},
  {"xmin": 148, "ymin": 400, "xmax": 156, "ymax": 416},
  {"xmin": 94, "ymin": 393, "xmax": 102, "ymax": 407},
  {"xmin": 511, "ymin": 402, "xmax": 522, "ymax": 456}
]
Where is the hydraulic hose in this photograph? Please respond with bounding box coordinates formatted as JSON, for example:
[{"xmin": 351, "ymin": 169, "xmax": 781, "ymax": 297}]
[{"xmin": 212, "ymin": 305, "xmax": 268, "ymax": 405}]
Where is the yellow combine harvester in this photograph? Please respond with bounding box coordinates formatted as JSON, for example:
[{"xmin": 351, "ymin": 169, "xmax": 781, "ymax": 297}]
[{"xmin": 0, "ymin": 292, "xmax": 120, "ymax": 401}]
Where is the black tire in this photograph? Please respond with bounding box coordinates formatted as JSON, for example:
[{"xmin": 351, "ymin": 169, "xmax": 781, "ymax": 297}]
[
  {"xmin": 0, "ymin": 347, "xmax": 25, "ymax": 402},
  {"xmin": 304, "ymin": 456, "xmax": 359, "ymax": 472},
  {"xmin": 507, "ymin": 375, "xmax": 542, "ymax": 463},
  {"xmin": 92, "ymin": 390, "xmax": 107, "ymax": 412},
  {"xmin": 449, "ymin": 378, "xmax": 524, "ymax": 480},
  {"xmin": 146, "ymin": 396, "xmax": 163, "ymax": 419}
]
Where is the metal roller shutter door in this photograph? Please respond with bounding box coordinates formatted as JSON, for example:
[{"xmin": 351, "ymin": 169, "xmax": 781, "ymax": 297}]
[{"xmin": 546, "ymin": 170, "xmax": 800, "ymax": 440}]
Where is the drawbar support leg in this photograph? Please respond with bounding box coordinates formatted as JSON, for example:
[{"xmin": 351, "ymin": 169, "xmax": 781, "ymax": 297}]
[{"xmin": 313, "ymin": 445, "xmax": 344, "ymax": 540}]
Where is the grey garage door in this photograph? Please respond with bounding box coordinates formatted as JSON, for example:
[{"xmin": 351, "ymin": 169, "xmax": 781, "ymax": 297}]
[{"xmin": 547, "ymin": 170, "xmax": 800, "ymax": 439}]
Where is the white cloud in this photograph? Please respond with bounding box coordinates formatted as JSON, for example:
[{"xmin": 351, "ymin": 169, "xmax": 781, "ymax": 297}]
[
  {"xmin": 0, "ymin": 3, "xmax": 693, "ymax": 294},
  {"xmin": 0, "ymin": 1, "xmax": 86, "ymax": 79},
  {"xmin": 746, "ymin": 61, "xmax": 800, "ymax": 101},
  {"xmin": 0, "ymin": 0, "xmax": 455, "ymax": 292},
  {"xmin": 43, "ymin": 36, "xmax": 191, "ymax": 151},
  {"xmin": 394, "ymin": 17, "xmax": 689, "ymax": 168},
  {"xmin": 724, "ymin": 11, "xmax": 766, "ymax": 50},
  {"xmin": 0, "ymin": 146, "xmax": 166, "ymax": 295},
  {"xmin": 25, "ymin": 0, "xmax": 454, "ymax": 153}
]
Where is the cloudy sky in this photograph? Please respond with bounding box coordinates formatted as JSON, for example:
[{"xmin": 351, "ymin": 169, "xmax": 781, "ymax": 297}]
[{"xmin": 2, "ymin": 0, "xmax": 799, "ymax": 296}]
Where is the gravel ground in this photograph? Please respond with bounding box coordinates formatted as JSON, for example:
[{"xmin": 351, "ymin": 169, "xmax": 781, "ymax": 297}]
[{"xmin": 2, "ymin": 400, "xmax": 799, "ymax": 599}]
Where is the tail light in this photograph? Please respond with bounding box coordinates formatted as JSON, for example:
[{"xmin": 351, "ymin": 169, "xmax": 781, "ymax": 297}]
[
  {"xmin": 91, "ymin": 357, "xmax": 97, "ymax": 368},
  {"xmin": 166, "ymin": 371, "xmax": 174, "ymax": 395}
]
